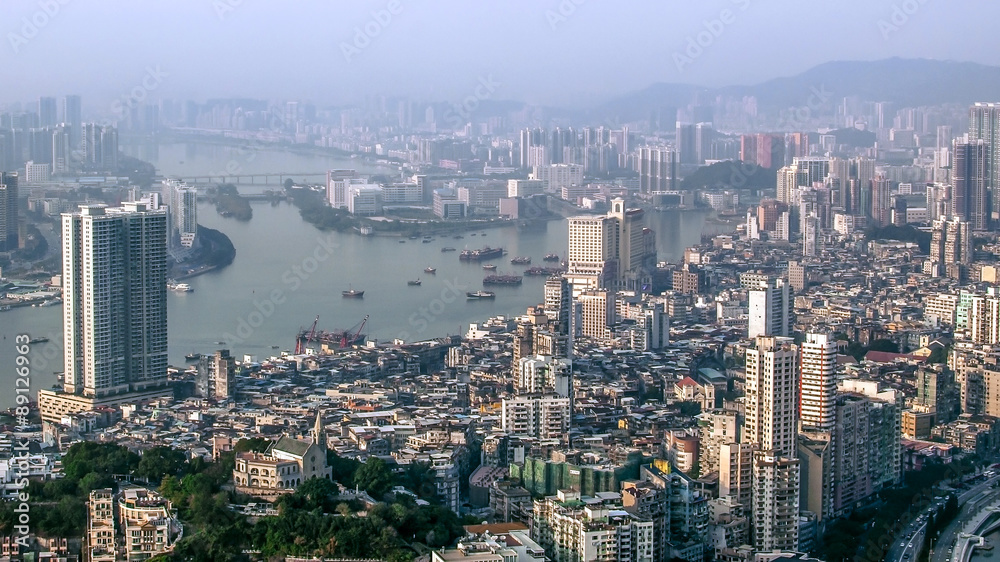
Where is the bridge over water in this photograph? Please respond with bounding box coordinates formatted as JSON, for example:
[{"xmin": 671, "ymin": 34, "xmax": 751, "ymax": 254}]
[{"xmin": 155, "ymin": 172, "xmax": 328, "ymax": 185}]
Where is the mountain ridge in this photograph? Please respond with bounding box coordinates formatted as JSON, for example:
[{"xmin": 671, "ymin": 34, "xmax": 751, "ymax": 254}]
[{"xmin": 588, "ymin": 58, "xmax": 1000, "ymax": 122}]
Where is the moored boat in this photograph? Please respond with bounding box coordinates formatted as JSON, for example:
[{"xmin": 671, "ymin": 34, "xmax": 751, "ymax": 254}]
[
  {"xmin": 424, "ymin": 267, "xmax": 437, "ymax": 274},
  {"xmin": 342, "ymin": 288, "xmax": 365, "ymax": 298},
  {"xmin": 483, "ymin": 274, "xmax": 522, "ymax": 285},
  {"xmin": 460, "ymin": 246, "xmax": 504, "ymax": 261},
  {"xmin": 408, "ymin": 279, "xmax": 422, "ymax": 286},
  {"xmin": 467, "ymin": 290, "xmax": 496, "ymax": 299}
]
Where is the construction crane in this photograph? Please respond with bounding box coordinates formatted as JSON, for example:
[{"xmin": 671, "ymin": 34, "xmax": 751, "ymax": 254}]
[
  {"xmin": 295, "ymin": 315, "xmax": 320, "ymax": 354},
  {"xmin": 342, "ymin": 315, "xmax": 368, "ymax": 347},
  {"xmin": 295, "ymin": 315, "xmax": 368, "ymax": 352}
]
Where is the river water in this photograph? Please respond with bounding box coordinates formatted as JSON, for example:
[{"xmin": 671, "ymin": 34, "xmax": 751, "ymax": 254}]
[{"xmin": 2, "ymin": 142, "xmax": 730, "ymax": 409}]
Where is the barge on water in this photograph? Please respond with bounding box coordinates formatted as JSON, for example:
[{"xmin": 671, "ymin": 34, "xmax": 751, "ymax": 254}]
[
  {"xmin": 483, "ymin": 274, "xmax": 522, "ymax": 285},
  {"xmin": 460, "ymin": 246, "xmax": 504, "ymax": 261}
]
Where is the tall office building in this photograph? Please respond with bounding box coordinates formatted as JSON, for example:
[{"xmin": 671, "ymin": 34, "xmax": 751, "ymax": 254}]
[
  {"xmin": 676, "ymin": 122, "xmax": 697, "ymax": 165},
  {"xmin": 968, "ymin": 103, "xmax": 1000, "ymax": 218},
  {"xmin": 637, "ymin": 146, "xmax": 677, "ymax": 195},
  {"xmin": 776, "ymin": 165, "xmax": 805, "ymax": 204},
  {"xmin": 63, "ymin": 95, "xmax": 82, "ymax": 147},
  {"xmin": 52, "ymin": 125, "xmax": 71, "ymax": 174},
  {"xmin": 41, "ymin": 203, "xmax": 170, "ymax": 422},
  {"xmin": 747, "ymin": 278, "xmax": 792, "ymax": 338},
  {"xmin": 38, "ymin": 96, "xmax": 58, "ymax": 128},
  {"xmin": 100, "ymin": 126, "xmax": 119, "ymax": 172},
  {"xmin": 325, "ymin": 169, "xmax": 360, "ymax": 208},
  {"xmin": 802, "ymin": 213, "xmax": 820, "ymax": 257},
  {"xmin": 196, "ymin": 349, "xmax": 236, "ymax": 401},
  {"xmin": 0, "ymin": 172, "xmax": 18, "ymax": 252},
  {"xmin": 565, "ymin": 199, "xmax": 654, "ymax": 295},
  {"xmin": 970, "ymin": 291, "xmax": 1000, "ymax": 345},
  {"xmin": 517, "ymin": 354, "xmax": 572, "ymax": 398},
  {"xmin": 694, "ymin": 122, "xmax": 713, "ymax": 165},
  {"xmin": 543, "ymin": 275, "xmax": 571, "ymax": 336},
  {"xmin": 744, "ymin": 336, "xmax": 800, "ymax": 552},
  {"xmin": 928, "ymin": 217, "xmax": 973, "ymax": 277},
  {"xmin": 740, "ymin": 133, "xmax": 785, "ymax": 169},
  {"xmin": 161, "ymin": 179, "xmax": 198, "ymax": 249},
  {"xmin": 519, "ymin": 127, "xmax": 545, "ymax": 169},
  {"xmin": 745, "ymin": 336, "xmax": 799, "ymax": 457},
  {"xmin": 501, "ymin": 394, "xmax": 571, "ymax": 443},
  {"xmin": 870, "ymin": 175, "xmax": 893, "ymax": 227},
  {"xmin": 82, "ymin": 124, "xmax": 119, "ymax": 171},
  {"xmin": 799, "ymin": 333, "xmax": 838, "ymax": 432},
  {"xmin": 751, "ymin": 451, "xmax": 800, "ymax": 551},
  {"xmin": 952, "ymin": 140, "xmax": 991, "ymax": 230}
]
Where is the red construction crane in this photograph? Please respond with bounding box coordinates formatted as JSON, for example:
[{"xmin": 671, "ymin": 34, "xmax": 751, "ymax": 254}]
[
  {"xmin": 296, "ymin": 315, "xmax": 320, "ymax": 354},
  {"xmin": 342, "ymin": 315, "xmax": 368, "ymax": 347}
]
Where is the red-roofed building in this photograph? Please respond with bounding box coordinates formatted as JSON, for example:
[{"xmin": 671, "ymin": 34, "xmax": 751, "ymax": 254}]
[
  {"xmin": 674, "ymin": 376, "xmax": 700, "ymax": 401},
  {"xmin": 863, "ymin": 350, "xmax": 927, "ymax": 364}
]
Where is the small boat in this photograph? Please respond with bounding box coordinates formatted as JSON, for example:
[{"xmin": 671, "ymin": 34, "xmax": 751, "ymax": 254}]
[
  {"xmin": 271, "ymin": 345, "xmax": 280, "ymax": 349},
  {"xmin": 424, "ymin": 267, "xmax": 437, "ymax": 274},
  {"xmin": 480, "ymin": 232, "xmax": 487, "ymax": 236},
  {"xmin": 467, "ymin": 291, "xmax": 496, "ymax": 299},
  {"xmin": 170, "ymin": 283, "xmax": 193, "ymax": 292},
  {"xmin": 399, "ymin": 240, "xmax": 406, "ymax": 243},
  {"xmin": 342, "ymin": 288, "xmax": 365, "ymax": 298},
  {"xmin": 28, "ymin": 337, "xmax": 49, "ymax": 344},
  {"xmin": 185, "ymin": 352, "xmax": 201, "ymax": 362},
  {"xmin": 408, "ymin": 279, "xmax": 422, "ymax": 286},
  {"xmin": 543, "ymin": 254, "xmax": 560, "ymax": 262},
  {"xmin": 453, "ymin": 235, "xmax": 464, "ymax": 239},
  {"xmin": 39, "ymin": 298, "xmax": 61, "ymax": 307},
  {"xmin": 483, "ymin": 264, "xmax": 497, "ymax": 271},
  {"xmin": 215, "ymin": 341, "xmax": 226, "ymax": 345},
  {"xmin": 422, "ymin": 239, "xmax": 432, "ymax": 243},
  {"xmin": 471, "ymin": 233, "xmax": 477, "ymax": 236},
  {"xmin": 511, "ymin": 257, "xmax": 531, "ymax": 265},
  {"xmin": 441, "ymin": 247, "xmax": 457, "ymax": 252}
]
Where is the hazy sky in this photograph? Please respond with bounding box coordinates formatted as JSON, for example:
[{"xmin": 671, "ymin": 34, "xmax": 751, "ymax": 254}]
[{"xmin": 3, "ymin": 0, "xmax": 998, "ymax": 112}]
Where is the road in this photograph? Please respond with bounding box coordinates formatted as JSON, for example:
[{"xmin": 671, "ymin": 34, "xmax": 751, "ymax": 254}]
[
  {"xmin": 885, "ymin": 473, "xmax": 1000, "ymax": 562},
  {"xmin": 928, "ymin": 474, "xmax": 1000, "ymax": 562}
]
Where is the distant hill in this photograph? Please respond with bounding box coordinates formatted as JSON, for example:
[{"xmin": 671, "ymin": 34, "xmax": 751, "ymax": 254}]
[
  {"xmin": 829, "ymin": 128, "xmax": 877, "ymax": 148},
  {"xmin": 680, "ymin": 160, "xmax": 776, "ymax": 191},
  {"xmin": 732, "ymin": 58, "xmax": 1000, "ymax": 109},
  {"xmin": 594, "ymin": 58, "xmax": 1000, "ymax": 123}
]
